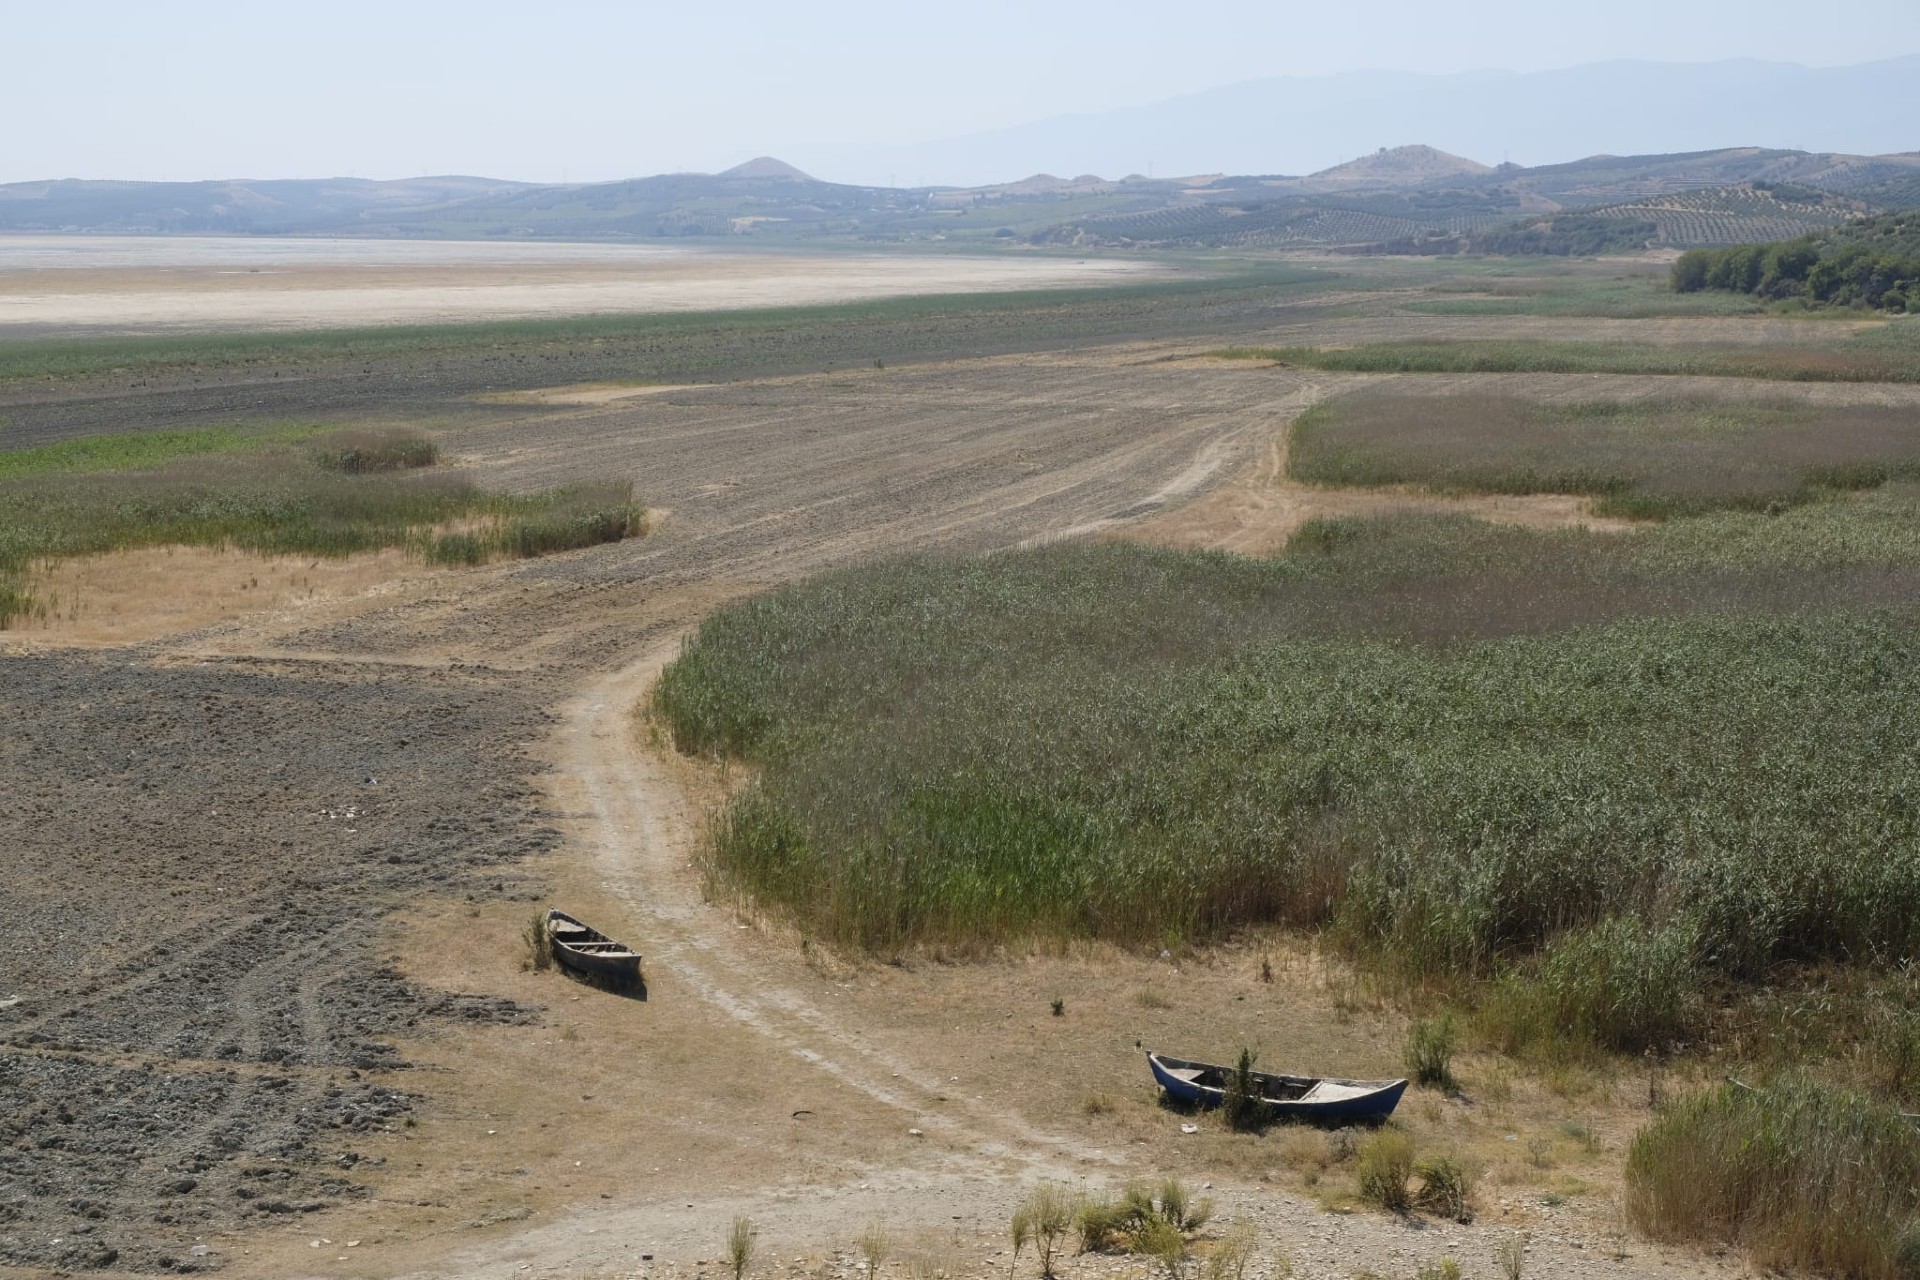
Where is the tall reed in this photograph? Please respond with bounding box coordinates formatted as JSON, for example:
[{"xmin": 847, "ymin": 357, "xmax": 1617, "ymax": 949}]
[
  {"xmin": 655, "ymin": 505, "xmax": 1920, "ymax": 998},
  {"xmin": 1626, "ymin": 1077, "xmax": 1920, "ymax": 1279}
]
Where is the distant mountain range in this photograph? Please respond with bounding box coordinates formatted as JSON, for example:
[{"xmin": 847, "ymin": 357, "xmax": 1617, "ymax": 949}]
[
  {"xmin": 829, "ymin": 56, "xmax": 1920, "ymax": 187},
  {"xmin": 0, "ymin": 176, "xmax": 531, "ymax": 236},
  {"xmin": 6, "ymin": 144, "xmax": 1920, "ymax": 256}
]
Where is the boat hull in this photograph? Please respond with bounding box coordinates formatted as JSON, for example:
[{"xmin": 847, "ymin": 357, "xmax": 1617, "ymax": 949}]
[
  {"xmin": 546, "ymin": 908, "xmax": 643, "ymax": 989},
  {"xmin": 1148, "ymin": 1052, "xmax": 1406, "ymax": 1121},
  {"xmin": 553, "ymin": 944, "xmax": 643, "ymax": 986}
]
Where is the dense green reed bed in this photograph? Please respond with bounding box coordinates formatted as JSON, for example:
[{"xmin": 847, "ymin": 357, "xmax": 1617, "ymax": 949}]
[
  {"xmin": 0, "ymin": 428, "xmax": 643, "ymax": 627},
  {"xmin": 1211, "ymin": 322, "xmax": 1920, "ymax": 382},
  {"xmin": 1290, "ymin": 390, "xmax": 1920, "ymax": 518},
  {"xmin": 657, "ymin": 498, "xmax": 1920, "ymax": 999}
]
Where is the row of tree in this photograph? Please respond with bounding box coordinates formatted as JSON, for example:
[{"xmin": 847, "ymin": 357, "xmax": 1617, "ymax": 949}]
[{"xmin": 1672, "ymin": 215, "xmax": 1920, "ymax": 311}]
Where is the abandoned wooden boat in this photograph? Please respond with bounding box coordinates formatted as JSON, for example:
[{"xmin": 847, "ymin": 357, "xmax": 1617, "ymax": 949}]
[
  {"xmin": 1147, "ymin": 1051, "xmax": 1407, "ymax": 1121},
  {"xmin": 545, "ymin": 908, "xmax": 642, "ymax": 988}
]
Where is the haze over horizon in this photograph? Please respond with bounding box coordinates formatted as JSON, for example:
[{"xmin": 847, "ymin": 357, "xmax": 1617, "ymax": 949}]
[{"xmin": 9, "ymin": 0, "xmax": 1920, "ymax": 189}]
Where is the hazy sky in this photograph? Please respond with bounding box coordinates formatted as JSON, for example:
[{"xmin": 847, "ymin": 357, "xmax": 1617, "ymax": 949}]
[{"xmin": 9, "ymin": 0, "xmax": 1920, "ymax": 185}]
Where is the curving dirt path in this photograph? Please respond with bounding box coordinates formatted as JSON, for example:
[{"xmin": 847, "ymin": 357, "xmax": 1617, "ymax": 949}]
[{"xmin": 560, "ymin": 646, "xmax": 1120, "ymax": 1172}]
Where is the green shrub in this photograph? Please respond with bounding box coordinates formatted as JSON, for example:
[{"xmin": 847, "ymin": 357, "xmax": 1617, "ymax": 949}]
[
  {"xmin": 1073, "ymin": 1181, "xmax": 1209, "ymax": 1256},
  {"xmin": 727, "ymin": 1216, "xmax": 754, "ymax": 1280},
  {"xmin": 1074, "ymin": 1196, "xmax": 1134, "ymax": 1253},
  {"xmin": 1357, "ymin": 1128, "xmax": 1415, "ymax": 1211},
  {"xmin": 1222, "ymin": 1048, "xmax": 1270, "ymax": 1131},
  {"xmin": 1412, "ymin": 1156, "xmax": 1472, "ymax": 1221},
  {"xmin": 1494, "ymin": 1232, "xmax": 1527, "ymax": 1280},
  {"xmin": 1013, "ymin": 1184, "xmax": 1073, "ymax": 1277},
  {"xmin": 310, "ymin": 428, "xmax": 438, "ymax": 473},
  {"xmin": 1202, "ymin": 1221, "xmax": 1263, "ymax": 1280},
  {"xmin": 1404, "ymin": 1017, "xmax": 1456, "ymax": 1089},
  {"xmin": 1134, "ymin": 1218, "xmax": 1187, "ymax": 1280},
  {"xmin": 522, "ymin": 913, "xmax": 552, "ymax": 972},
  {"xmin": 1626, "ymin": 1076, "xmax": 1920, "ymax": 1279}
]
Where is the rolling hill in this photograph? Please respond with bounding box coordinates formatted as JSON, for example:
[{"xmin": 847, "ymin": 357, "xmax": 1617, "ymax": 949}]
[
  {"xmin": 6, "ymin": 145, "xmax": 1918, "ymax": 254},
  {"xmin": 0, "ymin": 176, "xmax": 529, "ymax": 235},
  {"xmin": 1287, "ymin": 145, "xmax": 1494, "ymax": 191}
]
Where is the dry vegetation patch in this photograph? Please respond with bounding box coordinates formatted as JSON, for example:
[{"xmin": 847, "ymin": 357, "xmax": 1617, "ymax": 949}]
[
  {"xmin": 1290, "ymin": 387, "xmax": 1920, "ymax": 517},
  {"xmin": 1210, "ymin": 321, "xmax": 1920, "ymax": 382},
  {"xmin": 1627, "ymin": 1077, "xmax": 1920, "ymax": 1279},
  {"xmin": 0, "ymin": 426, "xmax": 644, "ymax": 628},
  {"xmin": 0, "ymin": 543, "xmax": 431, "ymax": 645}
]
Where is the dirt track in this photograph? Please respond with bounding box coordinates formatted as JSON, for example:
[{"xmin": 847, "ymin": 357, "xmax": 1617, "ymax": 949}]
[{"xmin": 0, "ymin": 278, "xmax": 1832, "ymax": 1277}]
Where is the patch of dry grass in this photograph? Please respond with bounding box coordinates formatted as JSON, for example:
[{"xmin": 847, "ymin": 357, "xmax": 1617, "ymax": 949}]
[
  {"xmin": 0, "ymin": 432, "xmax": 643, "ymax": 628},
  {"xmin": 1290, "ymin": 389, "xmax": 1920, "ymax": 518},
  {"xmin": 1627, "ymin": 1076, "xmax": 1920, "ymax": 1279}
]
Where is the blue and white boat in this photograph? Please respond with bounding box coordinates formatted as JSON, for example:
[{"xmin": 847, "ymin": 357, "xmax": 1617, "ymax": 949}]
[{"xmin": 1147, "ymin": 1051, "xmax": 1407, "ymax": 1121}]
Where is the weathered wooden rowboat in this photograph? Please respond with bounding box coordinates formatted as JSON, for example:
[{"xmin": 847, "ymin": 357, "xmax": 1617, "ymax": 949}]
[
  {"xmin": 546, "ymin": 908, "xmax": 642, "ymax": 988},
  {"xmin": 1147, "ymin": 1051, "xmax": 1407, "ymax": 1121}
]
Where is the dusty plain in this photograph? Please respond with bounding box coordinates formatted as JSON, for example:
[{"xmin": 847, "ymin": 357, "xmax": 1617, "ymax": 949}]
[
  {"xmin": 0, "ymin": 237, "xmax": 1155, "ymax": 337},
  {"xmin": 4, "ymin": 250, "xmax": 1912, "ymax": 1280}
]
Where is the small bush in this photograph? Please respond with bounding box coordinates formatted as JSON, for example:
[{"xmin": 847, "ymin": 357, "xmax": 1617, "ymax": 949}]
[
  {"xmin": 1134, "ymin": 1217, "xmax": 1187, "ymax": 1280},
  {"xmin": 1413, "ymin": 1261, "xmax": 1461, "ymax": 1280},
  {"xmin": 1626, "ymin": 1075, "xmax": 1920, "ymax": 1279},
  {"xmin": 311, "ymin": 428, "xmax": 439, "ymax": 473},
  {"xmin": 728, "ymin": 1216, "xmax": 754, "ymax": 1280},
  {"xmin": 1494, "ymin": 1232, "xmax": 1527, "ymax": 1280},
  {"xmin": 1404, "ymin": 1017, "xmax": 1456, "ymax": 1089},
  {"xmin": 523, "ymin": 912, "xmax": 552, "ymax": 971},
  {"xmin": 1162, "ymin": 1177, "xmax": 1211, "ymax": 1232},
  {"xmin": 1074, "ymin": 1181, "xmax": 1211, "ymax": 1256},
  {"xmin": 1203, "ymin": 1221, "xmax": 1261, "ymax": 1280},
  {"xmin": 1357, "ymin": 1128, "xmax": 1415, "ymax": 1212},
  {"xmin": 1222, "ymin": 1047, "xmax": 1270, "ymax": 1131},
  {"xmin": 859, "ymin": 1225, "xmax": 889, "ymax": 1280},
  {"xmin": 1074, "ymin": 1197, "xmax": 1133, "ymax": 1253},
  {"xmin": 1413, "ymin": 1156, "xmax": 1472, "ymax": 1221},
  {"xmin": 1014, "ymin": 1184, "xmax": 1073, "ymax": 1277}
]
